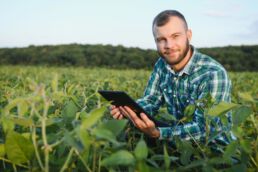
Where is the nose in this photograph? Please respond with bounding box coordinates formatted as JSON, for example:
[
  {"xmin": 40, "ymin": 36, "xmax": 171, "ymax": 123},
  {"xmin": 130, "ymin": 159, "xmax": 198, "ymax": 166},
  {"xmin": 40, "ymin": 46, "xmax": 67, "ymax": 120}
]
[{"xmin": 164, "ymin": 39, "xmax": 175, "ymax": 49}]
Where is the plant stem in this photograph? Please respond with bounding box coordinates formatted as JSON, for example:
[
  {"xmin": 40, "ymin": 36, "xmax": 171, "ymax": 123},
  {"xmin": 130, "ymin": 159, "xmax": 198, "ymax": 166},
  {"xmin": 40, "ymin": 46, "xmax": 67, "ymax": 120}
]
[
  {"xmin": 12, "ymin": 164, "xmax": 17, "ymax": 172},
  {"xmin": 32, "ymin": 126, "xmax": 44, "ymax": 171},
  {"xmin": 92, "ymin": 145, "xmax": 96, "ymax": 172},
  {"xmin": 74, "ymin": 150, "xmax": 92, "ymax": 172},
  {"xmin": 49, "ymin": 138, "xmax": 64, "ymax": 149},
  {"xmin": 42, "ymin": 99, "xmax": 50, "ymax": 172},
  {"xmin": 60, "ymin": 148, "xmax": 74, "ymax": 172},
  {"xmin": 98, "ymin": 152, "xmax": 102, "ymax": 172},
  {"xmin": 249, "ymin": 155, "xmax": 258, "ymax": 168},
  {"xmin": 0, "ymin": 157, "xmax": 29, "ymax": 169}
]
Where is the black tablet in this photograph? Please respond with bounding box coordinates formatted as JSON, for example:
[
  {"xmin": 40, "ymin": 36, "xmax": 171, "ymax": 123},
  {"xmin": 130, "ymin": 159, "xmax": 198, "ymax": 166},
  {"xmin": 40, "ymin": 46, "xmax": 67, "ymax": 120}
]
[{"xmin": 98, "ymin": 90, "xmax": 169, "ymax": 127}]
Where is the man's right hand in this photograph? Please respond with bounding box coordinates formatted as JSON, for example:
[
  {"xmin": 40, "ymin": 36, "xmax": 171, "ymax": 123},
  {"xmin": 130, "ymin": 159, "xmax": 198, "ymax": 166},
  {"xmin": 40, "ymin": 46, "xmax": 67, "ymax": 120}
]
[{"xmin": 110, "ymin": 105, "xmax": 124, "ymax": 120}]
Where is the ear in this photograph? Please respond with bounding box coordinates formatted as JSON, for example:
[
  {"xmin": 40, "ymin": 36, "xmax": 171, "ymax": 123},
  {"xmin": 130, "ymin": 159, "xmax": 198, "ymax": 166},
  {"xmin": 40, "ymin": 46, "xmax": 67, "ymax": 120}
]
[{"xmin": 186, "ymin": 29, "xmax": 192, "ymax": 41}]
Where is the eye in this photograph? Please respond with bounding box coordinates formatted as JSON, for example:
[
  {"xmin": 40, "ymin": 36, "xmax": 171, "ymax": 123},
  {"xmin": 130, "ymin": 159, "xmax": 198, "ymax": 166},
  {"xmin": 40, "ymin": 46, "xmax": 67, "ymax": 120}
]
[
  {"xmin": 156, "ymin": 38, "xmax": 165, "ymax": 43},
  {"xmin": 172, "ymin": 34, "xmax": 180, "ymax": 39}
]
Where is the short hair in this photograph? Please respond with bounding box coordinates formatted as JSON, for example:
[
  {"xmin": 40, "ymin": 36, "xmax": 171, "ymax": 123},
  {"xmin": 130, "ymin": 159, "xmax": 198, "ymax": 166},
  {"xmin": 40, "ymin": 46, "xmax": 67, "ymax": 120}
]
[{"xmin": 152, "ymin": 10, "xmax": 188, "ymax": 31}]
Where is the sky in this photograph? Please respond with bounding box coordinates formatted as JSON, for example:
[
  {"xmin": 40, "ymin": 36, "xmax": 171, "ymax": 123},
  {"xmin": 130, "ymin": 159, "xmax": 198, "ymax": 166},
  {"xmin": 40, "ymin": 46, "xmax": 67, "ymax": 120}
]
[{"xmin": 1, "ymin": 0, "xmax": 258, "ymax": 49}]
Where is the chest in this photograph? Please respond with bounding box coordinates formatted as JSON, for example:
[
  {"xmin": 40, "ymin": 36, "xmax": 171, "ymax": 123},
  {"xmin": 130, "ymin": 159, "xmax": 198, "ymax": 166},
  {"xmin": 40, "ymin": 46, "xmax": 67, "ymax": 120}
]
[{"xmin": 159, "ymin": 73, "xmax": 208, "ymax": 108}]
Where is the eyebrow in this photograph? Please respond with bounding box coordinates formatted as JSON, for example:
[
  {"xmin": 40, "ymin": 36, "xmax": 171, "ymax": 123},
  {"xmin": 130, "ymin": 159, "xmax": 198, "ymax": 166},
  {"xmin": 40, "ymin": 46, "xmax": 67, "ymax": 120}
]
[
  {"xmin": 171, "ymin": 32, "xmax": 182, "ymax": 36},
  {"xmin": 156, "ymin": 32, "xmax": 182, "ymax": 40}
]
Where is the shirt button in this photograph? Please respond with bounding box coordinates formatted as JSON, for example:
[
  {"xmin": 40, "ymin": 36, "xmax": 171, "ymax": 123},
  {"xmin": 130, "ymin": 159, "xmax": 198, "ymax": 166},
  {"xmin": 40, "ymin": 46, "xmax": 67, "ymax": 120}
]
[
  {"xmin": 174, "ymin": 77, "xmax": 177, "ymax": 80},
  {"xmin": 186, "ymin": 100, "xmax": 189, "ymax": 103},
  {"xmin": 164, "ymin": 89, "xmax": 167, "ymax": 92},
  {"xmin": 173, "ymin": 94, "xmax": 176, "ymax": 97}
]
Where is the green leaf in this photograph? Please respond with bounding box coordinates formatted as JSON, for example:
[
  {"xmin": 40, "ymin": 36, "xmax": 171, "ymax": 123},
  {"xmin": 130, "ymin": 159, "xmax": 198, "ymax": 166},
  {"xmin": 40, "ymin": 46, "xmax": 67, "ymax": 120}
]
[
  {"xmin": 101, "ymin": 150, "xmax": 135, "ymax": 167},
  {"xmin": 134, "ymin": 139, "xmax": 148, "ymax": 160},
  {"xmin": 156, "ymin": 112, "xmax": 176, "ymax": 121},
  {"xmin": 80, "ymin": 106, "xmax": 106, "ymax": 130},
  {"xmin": 220, "ymin": 115, "xmax": 229, "ymax": 126},
  {"xmin": 78, "ymin": 128, "xmax": 91, "ymax": 147},
  {"xmin": 51, "ymin": 73, "xmax": 58, "ymax": 92},
  {"xmin": 7, "ymin": 116, "xmax": 33, "ymax": 127},
  {"xmin": 232, "ymin": 127, "xmax": 244, "ymax": 138},
  {"xmin": 93, "ymin": 128, "xmax": 118, "ymax": 145},
  {"xmin": 3, "ymin": 98, "xmax": 23, "ymax": 114},
  {"xmin": 78, "ymin": 128, "xmax": 91, "ymax": 161},
  {"xmin": 5, "ymin": 131, "xmax": 34, "ymax": 164},
  {"xmin": 79, "ymin": 111, "xmax": 87, "ymax": 120},
  {"xmin": 0, "ymin": 144, "xmax": 5, "ymax": 157},
  {"xmin": 151, "ymin": 155, "xmax": 178, "ymax": 162},
  {"xmin": 98, "ymin": 119, "xmax": 128, "ymax": 136},
  {"xmin": 136, "ymin": 161, "xmax": 150, "ymax": 172},
  {"xmin": 45, "ymin": 117, "xmax": 63, "ymax": 126},
  {"xmin": 17, "ymin": 101, "xmax": 28, "ymax": 116},
  {"xmin": 184, "ymin": 104, "xmax": 196, "ymax": 117},
  {"xmin": 225, "ymin": 163, "xmax": 246, "ymax": 172},
  {"xmin": 163, "ymin": 144, "xmax": 170, "ymax": 170},
  {"xmin": 61, "ymin": 100, "xmax": 78, "ymax": 123},
  {"xmin": 223, "ymin": 141, "xmax": 238, "ymax": 159},
  {"xmin": 208, "ymin": 102, "xmax": 238, "ymax": 116},
  {"xmin": 208, "ymin": 157, "xmax": 230, "ymax": 165},
  {"xmin": 178, "ymin": 141, "xmax": 193, "ymax": 165},
  {"xmin": 232, "ymin": 106, "xmax": 252, "ymax": 126},
  {"xmin": 181, "ymin": 159, "xmax": 205, "ymax": 170},
  {"xmin": 238, "ymin": 92, "xmax": 254, "ymax": 102},
  {"xmin": 63, "ymin": 131, "xmax": 83, "ymax": 152},
  {"xmin": 1, "ymin": 117, "xmax": 15, "ymax": 133},
  {"xmin": 240, "ymin": 140, "xmax": 251, "ymax": 154}
]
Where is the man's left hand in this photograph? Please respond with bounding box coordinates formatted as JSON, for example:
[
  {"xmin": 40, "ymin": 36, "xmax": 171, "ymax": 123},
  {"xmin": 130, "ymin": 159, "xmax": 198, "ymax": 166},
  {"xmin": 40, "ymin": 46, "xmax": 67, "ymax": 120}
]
[{"xmin": 119, "ymin": 106, "xmax": 160, "ymax": 138}]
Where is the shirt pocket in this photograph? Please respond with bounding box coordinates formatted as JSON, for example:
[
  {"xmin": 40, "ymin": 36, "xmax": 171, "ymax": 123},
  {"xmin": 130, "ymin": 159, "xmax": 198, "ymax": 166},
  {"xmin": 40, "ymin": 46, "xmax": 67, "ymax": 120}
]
[{"xmin": 159, "ymin": 83, "xmax": 173, "ymax": 106}]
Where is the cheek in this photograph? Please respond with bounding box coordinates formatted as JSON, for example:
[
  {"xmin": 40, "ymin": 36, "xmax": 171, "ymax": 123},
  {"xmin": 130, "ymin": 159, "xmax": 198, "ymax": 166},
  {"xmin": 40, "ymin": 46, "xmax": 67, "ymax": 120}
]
[{"xmin": 156, "ymin": 42, "xmax": 165, "ymax": 50}]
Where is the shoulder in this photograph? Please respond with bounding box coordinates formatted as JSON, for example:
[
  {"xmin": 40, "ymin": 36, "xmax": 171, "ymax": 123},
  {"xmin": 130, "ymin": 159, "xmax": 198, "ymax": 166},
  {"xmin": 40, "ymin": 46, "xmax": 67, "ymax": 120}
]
[
  {"xmin": 153, "ymin": 57, "xmax": 167, "ymax": 74},
  {"xmin": 195, "ymin": 51, "xmax": 228, "ymax": 77}
]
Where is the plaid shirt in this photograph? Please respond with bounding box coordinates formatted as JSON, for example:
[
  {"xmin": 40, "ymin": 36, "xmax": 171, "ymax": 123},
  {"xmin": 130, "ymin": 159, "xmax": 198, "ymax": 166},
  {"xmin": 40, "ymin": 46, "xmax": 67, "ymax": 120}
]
[{"xmin": 137, "ymin": 46, "xmax": 232, "ymax": 144}]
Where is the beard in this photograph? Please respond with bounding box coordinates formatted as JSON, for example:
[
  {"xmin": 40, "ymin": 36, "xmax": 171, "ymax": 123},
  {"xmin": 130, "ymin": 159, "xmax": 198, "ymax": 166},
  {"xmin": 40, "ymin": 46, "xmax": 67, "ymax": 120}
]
[{"xmin": 158, "ymin": 39, "xmax": 190, "ymax": 66}]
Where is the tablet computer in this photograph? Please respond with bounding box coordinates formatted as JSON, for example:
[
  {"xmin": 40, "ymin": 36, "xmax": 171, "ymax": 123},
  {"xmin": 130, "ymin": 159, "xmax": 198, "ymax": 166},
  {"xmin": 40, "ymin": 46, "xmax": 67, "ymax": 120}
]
[{"xmin": 98, "ymin": 90, "xmax": 169, "ymax": 127}]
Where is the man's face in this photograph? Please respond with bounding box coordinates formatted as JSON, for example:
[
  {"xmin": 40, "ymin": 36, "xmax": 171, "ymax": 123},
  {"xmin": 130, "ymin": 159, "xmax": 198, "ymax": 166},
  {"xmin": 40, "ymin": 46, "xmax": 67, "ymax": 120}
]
[{"xmin": 153, "ymin": 17, "xmax": 192, "ymax": 66}]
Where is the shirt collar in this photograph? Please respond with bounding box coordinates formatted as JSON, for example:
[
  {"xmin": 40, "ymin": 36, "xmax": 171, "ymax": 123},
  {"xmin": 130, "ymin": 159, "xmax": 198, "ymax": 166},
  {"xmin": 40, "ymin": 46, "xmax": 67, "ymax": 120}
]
[{"xmin": 165, "ymin": 45, "xmax": 198, "ymax": 76}]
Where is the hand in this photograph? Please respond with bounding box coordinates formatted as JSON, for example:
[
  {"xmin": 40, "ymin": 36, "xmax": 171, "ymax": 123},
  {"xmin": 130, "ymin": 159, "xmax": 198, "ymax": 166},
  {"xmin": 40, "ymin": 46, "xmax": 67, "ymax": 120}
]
[
  {"xmin": 119, "ymin": 106, "xmax": 160, "ymax": 138},
  {"xmin": 110, "ymin": 105, "xmax": 124, "ymax": 120}
]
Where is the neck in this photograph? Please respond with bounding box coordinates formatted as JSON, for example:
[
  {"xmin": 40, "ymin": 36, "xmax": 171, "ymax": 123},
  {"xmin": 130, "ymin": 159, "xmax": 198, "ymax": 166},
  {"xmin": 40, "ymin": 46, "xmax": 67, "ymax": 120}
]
[{"xmin": 171, "ymin": 46, "xmax": 193, "ymax": 72}]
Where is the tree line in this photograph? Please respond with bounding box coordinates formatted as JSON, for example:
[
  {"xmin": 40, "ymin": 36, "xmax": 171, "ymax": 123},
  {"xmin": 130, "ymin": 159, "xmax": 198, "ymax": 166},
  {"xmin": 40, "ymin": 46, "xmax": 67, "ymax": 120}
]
[{"xmin": 0, "ymin": 44, "xmax": 257, "ymax": 71}]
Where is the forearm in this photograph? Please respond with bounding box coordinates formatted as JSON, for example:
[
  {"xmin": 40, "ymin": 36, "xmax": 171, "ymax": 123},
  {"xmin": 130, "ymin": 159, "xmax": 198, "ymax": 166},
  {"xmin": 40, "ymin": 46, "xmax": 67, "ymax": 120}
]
[{"xmin": 157, "ymin": 121, "xmax": 205, "ymax": 141}]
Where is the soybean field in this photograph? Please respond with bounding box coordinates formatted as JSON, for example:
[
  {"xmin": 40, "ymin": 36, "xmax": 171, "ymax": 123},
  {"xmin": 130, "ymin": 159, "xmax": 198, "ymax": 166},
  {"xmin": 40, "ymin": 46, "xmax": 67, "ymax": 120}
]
[{"xmin": 0, "ymin": 66, "xmax": 257, "ymax": 172}]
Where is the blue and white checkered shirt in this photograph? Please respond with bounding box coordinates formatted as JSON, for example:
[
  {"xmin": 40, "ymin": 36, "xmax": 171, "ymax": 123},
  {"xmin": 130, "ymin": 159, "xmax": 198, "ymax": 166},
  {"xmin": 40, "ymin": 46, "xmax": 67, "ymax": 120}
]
[{"xmin": 137, "ymin": 46, "xmax": 232, "ymax": 144}]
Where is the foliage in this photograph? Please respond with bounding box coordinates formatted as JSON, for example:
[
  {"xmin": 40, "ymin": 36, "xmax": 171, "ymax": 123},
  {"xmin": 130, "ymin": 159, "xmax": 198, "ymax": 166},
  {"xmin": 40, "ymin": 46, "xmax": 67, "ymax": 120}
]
[
  {"xmin": 0, "ymin": 66, "xmax": 257, "ymax": 171},
  {"xmin": 1, "ymin": 44, "xmax": 258, "ymax": 71}
]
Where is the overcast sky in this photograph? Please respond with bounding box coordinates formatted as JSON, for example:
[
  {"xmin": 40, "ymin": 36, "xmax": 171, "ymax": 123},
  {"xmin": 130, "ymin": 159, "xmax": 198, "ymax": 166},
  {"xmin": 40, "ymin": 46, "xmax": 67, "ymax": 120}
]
[{"xmin": 1, "ymin": 0, "xmax": 258, "ymax": 49}]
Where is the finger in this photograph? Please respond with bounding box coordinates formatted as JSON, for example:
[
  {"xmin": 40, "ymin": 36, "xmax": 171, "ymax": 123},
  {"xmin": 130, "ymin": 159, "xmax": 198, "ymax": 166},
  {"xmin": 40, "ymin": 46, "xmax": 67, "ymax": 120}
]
[
  {"xmin": 124, "ymin": 106, "xmax": 146, "ymax": 128},
  {"xmin": 113, "ymin": 111, "xmax": 121, "ymax": 119},
  {"xmin": 118, "ymin": 114, "xmax": 124, "ymax": 120},
  {"xmin": 119, "ymin": 107, "xmax": 138, "ymax": 126},
  {"xmin": 119, "ymin": 107, "xmax": 129, "ymax": 118},
  {"xmin": 140, "ymin": 113, "xmax": 155, "ymax": 127},
  {"xmin": 124, "ymin": 106, "xmax": 141, "ymax": 122},
  {"xmin": 111, "ymin": 105, "xmax": 117, "ymax": 109},
  {"xmin": 110, "ymin": 107, "xmax": 120, "ymax": 115}
]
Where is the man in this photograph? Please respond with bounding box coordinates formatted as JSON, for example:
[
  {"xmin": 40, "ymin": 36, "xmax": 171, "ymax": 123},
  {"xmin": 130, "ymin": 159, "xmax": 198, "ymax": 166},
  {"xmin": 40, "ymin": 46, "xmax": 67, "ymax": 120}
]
[{"xmin": 110, "ymin": 10, "xmax": 232, "ymax": 144}]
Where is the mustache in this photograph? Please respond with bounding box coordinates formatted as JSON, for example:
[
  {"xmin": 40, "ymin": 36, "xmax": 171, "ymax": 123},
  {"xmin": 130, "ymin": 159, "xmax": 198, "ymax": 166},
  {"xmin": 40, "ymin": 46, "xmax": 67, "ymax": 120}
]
[{"xmin": 163, "ymin": 49, "xmax": 179, "ymax": 54}]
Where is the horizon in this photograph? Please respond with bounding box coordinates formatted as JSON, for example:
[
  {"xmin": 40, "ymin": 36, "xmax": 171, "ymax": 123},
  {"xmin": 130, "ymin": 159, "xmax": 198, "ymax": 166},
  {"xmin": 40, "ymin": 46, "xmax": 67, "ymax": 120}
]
[{"xmin": 0, "ymin": 42, "xmax": 257, "ymax": 51}]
